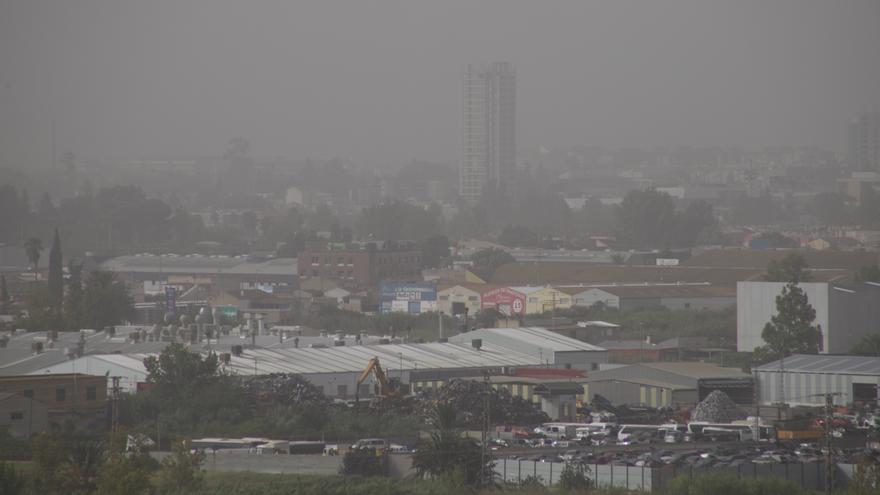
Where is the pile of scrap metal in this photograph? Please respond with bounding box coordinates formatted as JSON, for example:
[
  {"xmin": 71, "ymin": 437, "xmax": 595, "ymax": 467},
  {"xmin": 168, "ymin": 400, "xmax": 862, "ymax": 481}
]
[{"xmin": 242, "ymin": 373, "xmax": 328, "ymax": 405}]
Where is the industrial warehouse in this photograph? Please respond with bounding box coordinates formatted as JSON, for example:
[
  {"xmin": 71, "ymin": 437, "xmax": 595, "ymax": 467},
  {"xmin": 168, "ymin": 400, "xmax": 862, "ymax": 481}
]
[{"xmin": 755, "ymin": 354, "xmax": 880, "ymax": 407}]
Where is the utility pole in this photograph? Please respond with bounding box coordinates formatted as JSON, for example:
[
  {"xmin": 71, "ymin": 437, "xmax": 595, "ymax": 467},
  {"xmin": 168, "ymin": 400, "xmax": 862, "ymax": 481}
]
[
  {"xmin": 753, "ymin": 367, "xmax": 760, "ymax": 442},
  {"xmin": 110, "ymin": 376, "xmax": 121, "ymax": 440},
  {"xmin": 480, "ymin": 368, "xmax": 490, "ymax": 488},
  {"xmin": 438, "ymin": 311, "xmax": 444, "ymax": 340},
  {"xmin": 824, "ymin": 393, "xmax": 834, "ymax": 495}
]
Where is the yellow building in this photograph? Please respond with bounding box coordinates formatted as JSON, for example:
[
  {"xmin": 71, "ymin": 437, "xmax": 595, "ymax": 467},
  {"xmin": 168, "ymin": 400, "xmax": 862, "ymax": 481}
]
[
  {"xmin": 436, "ymin": 284, "xmax": 483, "ymax": 316},
  {"xmin": 510, "ymin": 286, "xmax": 572, "ymax": 314}
]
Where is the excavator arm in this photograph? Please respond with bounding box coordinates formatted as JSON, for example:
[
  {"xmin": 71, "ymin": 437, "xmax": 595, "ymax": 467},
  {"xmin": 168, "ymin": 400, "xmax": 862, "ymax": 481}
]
[{"xmin": 356, "ymin": 357, "xmax": 395, "ymax": 398}]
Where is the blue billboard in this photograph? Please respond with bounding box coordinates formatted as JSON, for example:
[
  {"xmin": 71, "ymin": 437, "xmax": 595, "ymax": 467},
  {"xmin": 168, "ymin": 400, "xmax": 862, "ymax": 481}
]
[{"xmin": 379, "ymin": 282, "xmax": 437, "ymax": 314}]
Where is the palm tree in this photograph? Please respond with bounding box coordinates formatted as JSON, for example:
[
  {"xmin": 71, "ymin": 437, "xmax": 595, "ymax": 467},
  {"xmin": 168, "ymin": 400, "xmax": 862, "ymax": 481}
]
[{"xmin": 24, "ymin": 237, "xmax": 44, "ymax": 281}]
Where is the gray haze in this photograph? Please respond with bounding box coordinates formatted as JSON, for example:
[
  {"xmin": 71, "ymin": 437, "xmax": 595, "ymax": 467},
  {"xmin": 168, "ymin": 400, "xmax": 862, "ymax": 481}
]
[{"xmin": 1, "ymin": 0, "xmax": 878, "ymax": 169}]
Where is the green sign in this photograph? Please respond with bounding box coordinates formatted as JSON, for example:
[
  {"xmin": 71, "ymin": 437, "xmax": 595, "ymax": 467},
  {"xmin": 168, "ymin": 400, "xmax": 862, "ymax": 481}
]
[{"xmin": 217, "ymin": 306, "xmax": 238, "ymax": 318}]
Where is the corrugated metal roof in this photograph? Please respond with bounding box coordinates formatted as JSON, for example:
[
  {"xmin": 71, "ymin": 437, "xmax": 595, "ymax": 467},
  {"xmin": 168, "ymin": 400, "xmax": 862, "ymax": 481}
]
[
  {"xmin": 100, "ymin": 255, "xmax": 297, "ymax": 276},
  {"xmin": 755, "ymin": 354, "xmax": 880, "ymax": 376},
  {"xmin": 455, "ymin": 327, "xmax": 606, "ymax": 352},
  {"xmin": 26, "ymin": 341, "xmax": 542, "ymax": 377},
  {"xmin": 640, "ymin": 361, "xmax": 748, "ymax": 378}
]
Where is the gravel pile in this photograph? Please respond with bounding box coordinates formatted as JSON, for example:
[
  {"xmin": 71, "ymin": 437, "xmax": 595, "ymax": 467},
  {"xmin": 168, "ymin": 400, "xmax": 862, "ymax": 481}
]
[
  {"xmin": 242, "ymin": 373, "xmax": 327, "ymax": 405},
  {"xmin": 691, "ymin": 390, "xmax": 746, "ymax": 423}
]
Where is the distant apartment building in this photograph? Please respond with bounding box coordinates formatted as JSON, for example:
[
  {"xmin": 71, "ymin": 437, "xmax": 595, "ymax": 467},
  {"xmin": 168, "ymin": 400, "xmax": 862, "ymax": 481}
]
[
  {"xmin": 297, "ymin": 241, "xmax": 422, "ymax": 288},
  {"xmin": 848, "ymin": 111, "xmax": 880, "ymax": 173},
  {"xmin": 460, "ymin": 62, "xmax": 516, "ymax": 203}
]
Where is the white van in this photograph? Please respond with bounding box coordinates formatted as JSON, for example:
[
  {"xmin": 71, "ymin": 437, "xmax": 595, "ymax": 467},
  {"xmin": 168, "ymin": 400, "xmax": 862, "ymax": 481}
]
[
  {"xmin": 575, "ymin": 422, "xmax": 615, "ymax": 441},
  {"xmin": 617, "ymin": 424, "xmax": 660, "ymax": 445},
  {"xmin": 535, "ymin": 423, "xmax": 578, "ymax": 440}
]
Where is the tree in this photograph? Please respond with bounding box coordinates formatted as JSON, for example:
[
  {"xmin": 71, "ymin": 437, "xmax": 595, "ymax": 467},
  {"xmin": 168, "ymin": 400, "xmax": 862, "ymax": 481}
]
[
  {"xmin": 475, "ymin": 308, "xmax": 503, "ymax": 329},
  {"xmin": 676, "ymin": 200, "xmax": 719, "ymax": 246},
  {"xmin": 497, "ymin": 225, "xmax": 540, "ymax": 248},
  {"xmin": 96, "ymin": 436, "xmax": 156, "ymax": 495},
  {"xmin": 340, "ymin": 448, "xmax": 387, "ymax": 477},
  {"xmin": 855, "ymin": 265, "xmax": 880, "ymax": 283},
  {"xmin": 419, "ymin": 234, "xmax": 450, "ymax": 269},
  {"xmin": 848, "ymin": 457, "xmax": 880, "ymax": 495},
  {"xmin": 0, "ymin": 275, "xmax": 9, "ymax": 314},
  {"xmin": 615, "ymin": 189, "xmax": 677, "ymax": 248},
  {"xmin": 47, "ymin": 228, "xmax": 63, "ymax": 315},
  {"xmin": 851, "ymin": 334, "xmax": 880, "ymax": 356},
  {"xmin": 64, "ymin": 262, "xmax": 85, "ymax": 329},
  {"xmin": 24, "ymin": 237, "xmax": 43, "ymax": 281},
  {"xmin": 0, "ymin": 461, "xmax": 25, "ymax": 495},
  {"xmin": 143, "ymin": 343, "xmax": 220, "ymax": 400},
  {"xmin": 470, "ymin": 248, "xmax": 515, "ymax": 282},
  {"xmin": 156, "ymin": 440, "xmax": 205, "ymax": 494},
  {"xmin": 756, "ymin": 231, "xmax": 798, "ymax": 249},
  {"xmin": 757, "ymin": 282, "xmax": 820, "ymax": 402},
  {"xmin": 665, "ymin": 472, "xmax": 811, "ymax": 495},
  {"xmin": 411, "ymin": 403, "xmax": 490, "ymax": 487},
  {"xmin": 81, "ymin": 271, "xmax": 134, "ymax": 329},
  {"xmin": 763, "ymin": 253, "xmax": 811, "ymax": 283}
]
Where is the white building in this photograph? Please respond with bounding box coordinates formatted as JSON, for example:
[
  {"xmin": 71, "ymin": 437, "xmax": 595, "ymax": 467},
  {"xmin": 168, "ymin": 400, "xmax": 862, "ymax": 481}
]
[{"xmin": 737, "ymin": 281, "xmax": 880, "ymax": 353}]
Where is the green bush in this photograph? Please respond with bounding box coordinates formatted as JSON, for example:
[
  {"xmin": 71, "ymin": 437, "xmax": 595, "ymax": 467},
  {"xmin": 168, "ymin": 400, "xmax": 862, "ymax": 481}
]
[
  {"xmin": 664, "ymin": 473, "xmax": 812, "ymax": 495},
  {"xmin": 340, "ymin": 449, "xmax": 387, "ymax": 477}
]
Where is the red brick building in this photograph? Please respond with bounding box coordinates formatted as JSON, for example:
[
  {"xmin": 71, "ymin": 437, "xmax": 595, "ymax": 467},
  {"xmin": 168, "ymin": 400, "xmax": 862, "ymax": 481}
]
[{"xmin": 297, "ymin": 241, "xmax": 422, "ymax": 288}]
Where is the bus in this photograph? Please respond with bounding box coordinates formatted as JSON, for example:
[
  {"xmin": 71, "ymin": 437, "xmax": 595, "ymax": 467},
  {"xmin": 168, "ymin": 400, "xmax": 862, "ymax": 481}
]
[{"xmin": 686, "ymin": 421, "xmax": 777, "ymax": 442}]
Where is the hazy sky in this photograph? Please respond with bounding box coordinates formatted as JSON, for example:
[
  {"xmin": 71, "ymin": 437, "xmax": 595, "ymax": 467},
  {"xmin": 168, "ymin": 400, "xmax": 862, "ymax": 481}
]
[{"xmin": 1, "ymin": 0, "xmax": 878, "ymax": 169}]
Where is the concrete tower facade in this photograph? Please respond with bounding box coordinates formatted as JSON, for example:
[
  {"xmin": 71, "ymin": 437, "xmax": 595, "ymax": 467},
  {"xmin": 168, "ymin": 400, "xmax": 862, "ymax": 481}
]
[{"xmin": 460, "ymin": 62, "xmax": 516, "ymax": 204}]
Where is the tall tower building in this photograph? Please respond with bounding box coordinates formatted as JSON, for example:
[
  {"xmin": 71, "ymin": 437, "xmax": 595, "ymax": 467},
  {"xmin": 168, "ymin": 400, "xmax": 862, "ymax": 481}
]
[
  {"xmin": 847, "ymin": 111, "xmax": 880, "ymax": 173},
  {"xmin": 460, "ymin": 62, "xmax": 516, "ymax": 204}
]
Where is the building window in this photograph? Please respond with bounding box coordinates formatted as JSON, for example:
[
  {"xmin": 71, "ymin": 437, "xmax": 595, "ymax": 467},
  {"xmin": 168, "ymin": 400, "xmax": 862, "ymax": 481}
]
[
  {"xmin": 359, "ymin": 384, "xmax": 370, "ymax": 396},
  {"xmin": 10, "ymin": 412, "xmax": 23, "ymax": 421},
  {"xmin": 56, "ymin": 388, "xmax": 66, "ymax": 402},
  {"xmin": 86, "ymin": 386, "xmax": 97, "ymax": 401},
  {"xmin": 337, "ymin": 385, "xmax": 348, "ymax": 397},
  {"xmin": 22, "ymin": 389, "xmax": 33, "ymax": 398},
  {"xmin": 591, "ymin": 363, "xmax": 599, "ymax": 371},
  {"xmin": 312, "ymin": 269, "xmax": 318, "ymax": 276},
  {"xmin": 528, "ymin": 297, "xmax": 538, "ymax": 303}
]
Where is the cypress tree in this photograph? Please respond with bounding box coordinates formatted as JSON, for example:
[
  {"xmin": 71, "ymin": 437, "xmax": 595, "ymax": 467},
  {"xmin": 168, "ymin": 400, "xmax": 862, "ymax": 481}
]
[
  {"xmin": 47, "ymin": 228, "xmax": 63, "ymax": 314},
  {"xmin": 0, "ymin": 275, "xmax": 8, "ymax": 313}
]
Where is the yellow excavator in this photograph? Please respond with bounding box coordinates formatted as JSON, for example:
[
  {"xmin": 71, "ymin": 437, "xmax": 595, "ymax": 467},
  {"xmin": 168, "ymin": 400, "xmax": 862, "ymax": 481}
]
[{"xmin": 355, "ymin": 356, "xmax": 399, "ymax": 405}]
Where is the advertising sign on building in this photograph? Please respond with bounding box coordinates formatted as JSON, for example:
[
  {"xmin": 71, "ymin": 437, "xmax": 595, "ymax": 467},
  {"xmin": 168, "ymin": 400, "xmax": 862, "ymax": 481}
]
[
  {"xmin": 164, "ymin": 286, "xmax": 177, "ymax": 313},
  {"xmin": 481, "ymin": 287, "xmax": 526, "ymax": 316},
  {"xmin": 380, "ymin": 282, "xmax": 437, "ymax": 314}
]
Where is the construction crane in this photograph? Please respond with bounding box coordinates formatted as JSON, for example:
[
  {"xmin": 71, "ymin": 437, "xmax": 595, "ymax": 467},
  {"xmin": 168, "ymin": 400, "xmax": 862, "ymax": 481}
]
[{"xmin": 355, "ymin": 357, "xmax": 398, "ymax": 405}]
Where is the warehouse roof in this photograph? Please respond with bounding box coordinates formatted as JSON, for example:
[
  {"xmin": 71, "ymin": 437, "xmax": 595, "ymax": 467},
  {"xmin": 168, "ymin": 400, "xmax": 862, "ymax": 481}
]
[
  {"xmin": 586, "ymin": 376, "xmax": 695, "ymax": 391},
  {"xmin": 490, "ymin": 262, "xmax": 850, "ymax": 287},
  {"xmin": 755, "ymin": 354, "xmax": 880, "ymax": 376},
  {"xmin": 33, "ymin": 341, "xmax": 543, "ymax": 377},
  {"xmin": 100, "ymin": 254, "xmax": 297, "ymax": 276},
  {"xmin": 684, "ymin": 249, "xmax": 878, "ymax": 271},
  {"xmin": 640, "ymin": 361, "xmax": 749, "ymax": 378},
  {"xmin": 586, "ymin": 285, "xmax": 735, "ymax": 299},
  {"xmin": 452, "ymin": 327, "xmax": 606, "ymax": 352}
]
